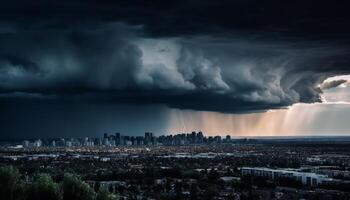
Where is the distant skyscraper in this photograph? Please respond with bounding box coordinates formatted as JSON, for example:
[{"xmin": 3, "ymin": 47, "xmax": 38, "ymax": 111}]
[
  {"xmin": 103, "ymin": 138, "xmax": 109, "ymax": 146},
  {"xmin": 226, "ymin": 135, "xmax": 231, "ymax": 141},
  {"xmin": 66, "ymin": 141, "xmax": 72, "ymax": 147},
  {"xmin": 34, "ymin": 139, "xmax": 42, "ymax": 147},
  {"xmin": 95, "ymin": 138, "xmax": 102, "ymax": 146},
  {"xmin": 145, "ymin": 132, "xmax": 152, "ymax": 138},
  {"xmin": 120, "ymin": 136, "xmax": 125, "ymax": 146},
  {"xmin": 144, "ymin": 132, "xmax": 154, "ymax": 145},
  {"xmin": 136, "ymin": 136, "xmax": 143, "ymax": 145},
  {"xmin": 214, "ymin": 136, "xmax": 221, "ymax": 143},
  {"xmin": 22, "ymin": 140, "xmax": 29, "ymax": 148},
  {"xmin": 197, "ymin": 132, "xmax": 204, "ymax": 144},
  {"xmin": 115, "ymin": 132, "xmax": 121, "ymax": 145}
]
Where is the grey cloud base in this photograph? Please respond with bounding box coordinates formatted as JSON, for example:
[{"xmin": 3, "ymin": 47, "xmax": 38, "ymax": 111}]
[{"xmin": 1, "ymin": 24, "xmax": 350, "ymax": 113}]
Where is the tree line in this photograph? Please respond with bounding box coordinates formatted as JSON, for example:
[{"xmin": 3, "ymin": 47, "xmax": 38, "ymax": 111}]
[{"xmin": 0, "ymin": 166, "xmax": 115, "ymax": 200}]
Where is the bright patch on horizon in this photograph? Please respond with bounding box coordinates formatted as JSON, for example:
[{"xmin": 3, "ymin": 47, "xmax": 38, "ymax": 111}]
[
  {"xmin": 166, "ymin": 75, "xmax": 350, "ymax": 137},
  {"xmin": 321, "ymin": 75, "xmax": 350, "ymax": 103},
  {"xmin": 167, "ymin": 102, "xmax": 350, "ymax": 137}
]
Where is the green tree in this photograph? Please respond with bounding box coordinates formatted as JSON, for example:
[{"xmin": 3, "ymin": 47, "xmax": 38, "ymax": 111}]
[
  {"xmin": 165, "ymin": 179, "xmax": 171, "ymax": 192},
  {"xmin": 25, "ymin": 173, "xmax": 62, "ymax": 200},
  {"xmin": 203, "ymin": 186, "xmax": 216, "ymax": 200},
  {"xmin": 207, "ymin": 168, "xmax": 219, "ymax": 183},
  {"xmin": 174, "ymin": 181, "xmax": 183, "ymax": 199},
  {"xmin": 62, "ymin": 173, "xmax": 95, "ymax": 200},
  {"xmin": 96, "ymin": 187, "xmax": 113, "ymax": 200},
  {"xmin": 190, "ymin": 183, "xmax": 198, "ymax": 200},
  {"xmin": 94, "ymin": 182, "xmax": 100, "ymax": 193},
  {"xmin": 0, "ymin": 166, "xmax": 24, "ymax": 200}
]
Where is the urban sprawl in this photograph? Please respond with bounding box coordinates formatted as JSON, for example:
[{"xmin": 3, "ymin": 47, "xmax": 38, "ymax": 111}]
[{"xmin": 1, "ymin": 132, "xmax": 350, "ymax": 200}]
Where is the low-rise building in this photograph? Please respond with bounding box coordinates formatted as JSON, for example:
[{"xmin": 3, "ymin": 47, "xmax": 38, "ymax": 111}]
[{"xmin": 241, "ymin": 167, "xmax": 331, "ymax": 186}]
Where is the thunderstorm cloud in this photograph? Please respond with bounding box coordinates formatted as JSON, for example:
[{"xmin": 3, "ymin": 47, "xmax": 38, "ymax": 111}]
[{"xmin": 1, "ymin": 0, "xmax": 350, "ymax": 113}]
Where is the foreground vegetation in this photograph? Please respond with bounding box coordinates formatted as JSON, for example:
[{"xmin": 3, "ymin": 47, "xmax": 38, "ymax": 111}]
[{"xmin": 0, "ymin": 166, "xmax": 115, "ymax": 200}]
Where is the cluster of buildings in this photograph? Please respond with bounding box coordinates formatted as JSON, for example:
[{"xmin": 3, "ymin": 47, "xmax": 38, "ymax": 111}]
[
  {"xmin": 158, "ymin": 132, "xmax": 233, "ymax": 145},
  {"xmin": 22, "ymin": 139, "xmax": 43, "ymax": 148},
  {"xmin": 241, "ymin": 167, "xmax": 332, "ymax": 186},
  {"xmin": 21, "ymin": 131, "xmax": 234, "ymax": 148}
]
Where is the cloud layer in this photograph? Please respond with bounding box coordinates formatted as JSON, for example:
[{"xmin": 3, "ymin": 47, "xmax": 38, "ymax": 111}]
[{"xmin": 1, "ymin": 1, "xmax": 350, "ymax": 113}]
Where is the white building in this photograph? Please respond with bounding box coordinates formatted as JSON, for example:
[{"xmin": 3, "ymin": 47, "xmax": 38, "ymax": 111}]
[
  {"xmin": 66, "ymin": 141, "xmax": 72, "ymax": 147},
  {"xmin": 33, "ymin": 139, "xmax": 42, "ymax": 148},
  {"xmin": 241, "ymin": 167, "xmax": 331, "ymax": 186}
]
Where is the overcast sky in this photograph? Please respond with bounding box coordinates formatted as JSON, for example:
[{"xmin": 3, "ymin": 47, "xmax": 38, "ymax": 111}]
[{"xmin": 1, "ymin": 1, "xmax": 350, "ymax": 139}]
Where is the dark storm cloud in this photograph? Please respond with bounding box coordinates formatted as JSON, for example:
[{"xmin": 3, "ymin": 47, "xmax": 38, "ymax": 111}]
[
  {"xmin": 1, "ymin": 0, "xmax": 350, "ymax": 39},
  {"xmin": 0, "ymin": 0, "xmax": 350, "ymax": 113},
  {"xmin": 0, "ymin": 23, "xmax": 146, "ymax": 93},
  {"xmin": 321, "ymin": 80, "xmax": 347, "ymax": 90}
]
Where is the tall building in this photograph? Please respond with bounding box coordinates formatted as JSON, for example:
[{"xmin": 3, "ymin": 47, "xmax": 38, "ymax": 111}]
[
  {"xmin": 22, "ymin": 140, "xmax": 30, "ymax": 148},
  {"xmin": 214, "ymin": 136, "xmax": 221, "ymax": 143},
  {"xmin": 83, "ymin": 137, "xmax": 89, "ymax": 146},
  {"xmin": 145, "ymin": 132, "xmax": 153, "ymax": 138},
  {"xmin": 144, "ymin": 132, "xmax": 154, "ymax": 145},
  {"xmin": 136, "ymin": 136, "xmax": 144, "ymax": 145},
  {"xmin": 95, "ymin": 138, "xmax": 102, "ymax": 146},
  {"xmin": 191, "ymin": 131, "xmax": 196, "ymax": 144},
  {"xmin": 120, "ymin": 136, "xmax": 125, "ymax": 146},
  {"xmin": 34, "ymin": 139, "xmax": 42, "ymax": 147},
  {"xmin": 225, "ymin": 135, "xmax": 231, "ymax": 142},
  {"xmin": 66, "ymin": 141, "xmax": 72, "ymax": 147},
  {"xmin": 52, "ymin": 140, "xmax": 56, "ymax": 147},
  {"xmin": 115, "ymin": 132, "xmax": 121, "ymax": 146},
  {"xmin": 197, "ymin": 132, "xmax": 204, "ymax": 144},
  {"xmin": 103, "ymin": 138, "xmax": 110, "ymax": 146}
]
